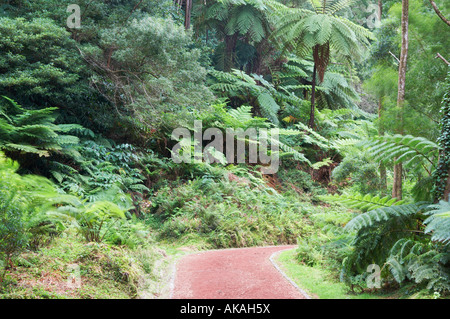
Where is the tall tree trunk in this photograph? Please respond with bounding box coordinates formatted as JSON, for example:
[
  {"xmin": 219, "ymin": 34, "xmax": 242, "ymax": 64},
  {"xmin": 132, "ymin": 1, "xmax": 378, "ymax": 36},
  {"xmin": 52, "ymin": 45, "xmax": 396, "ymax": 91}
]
[
  {"xmin": 392, "ymin": 164, "xmax": 403, "ymax": 199},
  {"xmin": 378, "ymin": 98, "xmax": 387, "ymax": 190},
  {"xmin": 309, "ymin": 45, "xmax": 319, "ymax": 129},
  {"xmin": 309, "ymin": 62, "xmax": 317, "ymax": 129},
  {"xmin": 224, "ymin": 34, "xmax": 238, "ymax": 72},
  {"xmin": 378, "ymin": 0, "xmax": 382, "ymax": 19},
  {"xmin": 392, "ymin": 0, "xmax": 409, "ymax": 200},
  {"xmin": 378, "ymin": 0, "xmax": 386, "ymax": 191},
  {"xmin": 184, "ymin": 0, "xmax": 192, "ymax": 30},
  {"xmin": 432, "ymin": 71, "xmax": 450, "ymax": 202}
]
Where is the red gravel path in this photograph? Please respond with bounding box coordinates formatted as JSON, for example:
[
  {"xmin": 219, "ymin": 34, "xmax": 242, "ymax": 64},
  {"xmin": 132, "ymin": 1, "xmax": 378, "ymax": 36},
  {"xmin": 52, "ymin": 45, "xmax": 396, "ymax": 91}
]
[{"xmin": 171, "ymin": 245, "xmax": 306, "ymax": 299}]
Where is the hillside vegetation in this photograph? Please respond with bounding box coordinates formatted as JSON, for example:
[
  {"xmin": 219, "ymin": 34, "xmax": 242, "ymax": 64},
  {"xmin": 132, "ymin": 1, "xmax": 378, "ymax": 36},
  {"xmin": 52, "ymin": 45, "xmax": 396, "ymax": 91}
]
[{"xmin": 0, "ymin": 0, "xmax": 449, "ymax": 299}]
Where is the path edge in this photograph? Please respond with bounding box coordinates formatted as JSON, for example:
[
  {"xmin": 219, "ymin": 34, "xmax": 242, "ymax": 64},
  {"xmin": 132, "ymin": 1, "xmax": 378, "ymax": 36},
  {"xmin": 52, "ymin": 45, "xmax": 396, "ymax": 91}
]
[{"xmin": 269, "ymin": 248, "xmax": 312, "ymax": 300}]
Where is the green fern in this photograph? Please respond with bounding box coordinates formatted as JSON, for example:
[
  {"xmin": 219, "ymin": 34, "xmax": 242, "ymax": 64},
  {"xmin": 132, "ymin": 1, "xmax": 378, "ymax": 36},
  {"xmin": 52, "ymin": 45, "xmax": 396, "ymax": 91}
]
[
  {"xmin": 209, "ymin": 69, "xmax": 291, "ymax": 125},
  {"xmin": 345, "ymin": 203, "xmax": 420, "ymax": 232},
  {"xmin": 361, "ymin": 134, "xmax": 439, "ymax": 174},
  {"xmin": 424, "ymin": 200, "xmax": 450, "ymax": 246},
  {"xmin": 47, "ymin": 195, "xmax": 128, "ymax": 243},
  {"xmin": 0, "ymin": 96, "xmax": 82, "ymax": 157},
  {"xmin": 386, "ymin": 238, "xmax": 450, "ymax": 292},
  {"xmin": 320, "ymin": 192, "xmax": 405, "ymax": 212}
]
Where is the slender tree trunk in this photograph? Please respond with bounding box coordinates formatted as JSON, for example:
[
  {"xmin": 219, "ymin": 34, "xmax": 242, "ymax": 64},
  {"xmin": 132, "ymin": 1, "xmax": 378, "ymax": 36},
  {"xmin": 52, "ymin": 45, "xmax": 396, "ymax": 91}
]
[
  {"xmin": 378, "ymin": 0, "xmax": 382, "ymax": 19},
  {"xmin": 224, "ymin": 34, "xmax": 238, "ymax": 72},
  {"xmin": 392, "ymin": 164, "xmax": 403, "ymax": 198},
  {"xmin": 432, "ymin": 71, "xmax": 450, "ymax": 202},
  {"xmin": 184, "ymin": 0, "xmax": 192, "ymax": 30},
  {"xmin": 309, "ymin": 62, "xmax": 317, "ymax": 129},
  {"xmin": 309, "ymin": 45, "xmax": 319, "ymax": 129},
  {"xmin": 378, "ymin": 1, "xmax": 386, "ymax": 191},
  {"xmin": 392, "ymin": 0, "xmax": 409, "ymax": 200},
  {"xmin": 378, "ymin": 98, "xmax": 387, "ymax": 190}
]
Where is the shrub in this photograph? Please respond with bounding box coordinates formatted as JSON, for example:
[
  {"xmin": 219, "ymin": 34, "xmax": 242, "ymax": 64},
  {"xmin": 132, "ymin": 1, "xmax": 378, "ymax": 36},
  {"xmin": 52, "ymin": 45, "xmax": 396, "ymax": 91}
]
[
  {"xmin": 0, "ymin": 152, "xmax": 60, "ymax": 282},
  {"xmin": 0, "ymin": 190, "xmax": 29, "ymax": 282},
  {"xmin": 332, "ymin": 153, "xmax": 382, "ymax": 194},
  {"xmin": 278, "ymin": 169, "xmax": 315, "ymax": 192},
  {"xmin": 47, "ymin": 198, "xmax": 128, "ymax": 243},
  {"xmin": 148, "ymin": 172, "xmax": 312, "ymax": 248}
]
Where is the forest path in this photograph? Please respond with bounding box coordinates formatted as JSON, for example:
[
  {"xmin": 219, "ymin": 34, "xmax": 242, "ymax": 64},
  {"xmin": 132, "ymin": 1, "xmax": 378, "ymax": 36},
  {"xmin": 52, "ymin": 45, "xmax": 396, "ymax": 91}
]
[{"xmin": 171, "ymin": 245, "xmax": 310, "ymax": 299}]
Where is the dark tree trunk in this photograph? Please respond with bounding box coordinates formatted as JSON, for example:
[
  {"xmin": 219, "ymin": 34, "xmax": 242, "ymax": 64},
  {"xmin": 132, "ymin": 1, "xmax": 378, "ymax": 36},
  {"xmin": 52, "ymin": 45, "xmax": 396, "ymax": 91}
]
[
  {"xmin": 224, "ymin": 34, "xmax": 238, "ymax": 72},
  {"xmin": 184, "ymin": 0, "xmax": 192, "ymax": 30},
  {"xmin": 309, "ymin": 62, "xmax": 317, "ymax": 129},
  {"xmin": 432, "ymin": 71, "xmax": 450, "ymax": 202},
  {"xmin": 379, "ymin": 0, "xmax": 382, "ymax": 19}
]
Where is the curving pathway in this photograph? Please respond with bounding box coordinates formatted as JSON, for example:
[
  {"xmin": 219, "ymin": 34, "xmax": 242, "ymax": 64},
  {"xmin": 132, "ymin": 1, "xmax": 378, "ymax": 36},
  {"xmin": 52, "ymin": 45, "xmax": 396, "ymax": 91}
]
[{"xmin": 171, "ymin": 245, "xmax": 309, "ymax": 299}]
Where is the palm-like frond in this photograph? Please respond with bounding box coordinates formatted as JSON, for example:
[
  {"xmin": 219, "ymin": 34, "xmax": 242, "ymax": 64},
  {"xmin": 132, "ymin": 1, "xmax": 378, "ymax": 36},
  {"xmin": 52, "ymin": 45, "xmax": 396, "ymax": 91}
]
[
  {"xmin": 360, "ymin": 134, "xmax": 439, "ymax": 174},
  {"xmin": 320, "ymin": 192, "xmax": 405, "ymax": 212},
  {"xmin": 424, "ymin": 200, "xmax": 450, "ymax": 245},
  {"xmin": 0, "ymin": 96, "xmax": 81, "ymax": 157},
  {"xmin": 267, "ymin": 0, "xmax": 374, "ymax": 73}
]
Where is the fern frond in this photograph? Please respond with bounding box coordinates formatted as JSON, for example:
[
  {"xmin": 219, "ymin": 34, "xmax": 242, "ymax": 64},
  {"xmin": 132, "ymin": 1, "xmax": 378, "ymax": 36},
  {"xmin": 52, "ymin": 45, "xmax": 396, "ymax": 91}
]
[
  {"xmin": 3, "ymin": 143, "xmax": 49, "ymax": 157},
  {"xmin": 320, "ymin": 192, "xmax": 405, "ymax": 212},
  {"xmin": 361, "ymin": 134, "xmax": 439, "ymax": 174},
  {"xmin": 424, "ymin": 200, "xmax": 450, "ymax": 245},
  {"xmin": 344, "ymin": 203, "xmax": 419, "ymax": 232},
  {"xmin": 257, "ymin": 92, "xmax": 280, "ymax": 125}
]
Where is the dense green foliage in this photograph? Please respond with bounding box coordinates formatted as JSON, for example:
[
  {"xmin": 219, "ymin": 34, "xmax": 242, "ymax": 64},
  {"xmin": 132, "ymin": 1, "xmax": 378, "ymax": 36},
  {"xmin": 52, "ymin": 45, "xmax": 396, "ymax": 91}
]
[{"xmin": 0, "ymin": 0, "xmax": 449, "ymax": 299}]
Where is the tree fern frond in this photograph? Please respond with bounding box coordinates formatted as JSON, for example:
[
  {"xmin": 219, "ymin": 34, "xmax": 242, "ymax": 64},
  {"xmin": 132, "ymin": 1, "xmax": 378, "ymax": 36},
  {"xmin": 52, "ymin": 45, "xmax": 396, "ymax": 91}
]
[
  {"xmin": 424, "ymin": 200, "xmax": 450, "ymax": 245},
  {"xmin": 228, "ymin": 105, "xmax": 254, "ymax": 123},
  {"xmin": 344, "ymin": 203, "xmax": 419, "ymax": 232},
  {"xmin": 320, "ymin": 192, "xmax": 405, "ymax": 212},
  {"xmin": 362, "ymin": 134, "xmax": 439, "ymax": 173},
  {"xmin": 257, "ymin": 92, "xmax": 280, "ymax": 125},
  {"xmin": 3, "ymin": 143, "xmax": 49, "ymax": 157}
]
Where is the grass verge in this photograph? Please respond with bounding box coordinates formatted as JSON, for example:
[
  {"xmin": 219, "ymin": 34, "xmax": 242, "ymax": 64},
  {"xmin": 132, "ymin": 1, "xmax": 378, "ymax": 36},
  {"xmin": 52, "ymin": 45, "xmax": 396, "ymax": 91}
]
[{"xmin": 273, "ymin": 248, "xmax": 438, "ymax": 299}]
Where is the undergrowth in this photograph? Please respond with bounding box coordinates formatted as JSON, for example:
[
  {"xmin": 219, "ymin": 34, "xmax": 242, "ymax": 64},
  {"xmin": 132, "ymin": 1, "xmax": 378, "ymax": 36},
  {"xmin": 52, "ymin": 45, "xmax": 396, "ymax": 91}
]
[
  {"xmin": 146, "ymin": 172, "xmax": 314, "ymax": 248},
  {"xmin": 0, "ymin": 230, "xmax": 161, "ymax": 299}
]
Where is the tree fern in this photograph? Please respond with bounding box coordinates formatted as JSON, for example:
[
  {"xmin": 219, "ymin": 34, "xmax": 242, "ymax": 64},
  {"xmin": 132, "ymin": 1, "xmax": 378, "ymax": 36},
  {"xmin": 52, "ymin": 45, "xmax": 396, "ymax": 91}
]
[
  {"xmin": 339, "ymin": 203, "xmax": 423, "ymax": 287},
  {"xmin": 266, "ymin": 0, "xmax": 373, "ymax": 128},
  {"xmin": 386, "ymin": 238, "xmax": 450, "ymax": 292},
  {"xmin": 209, "ymin": 69, "xmax": 288, "ymax": 125},
  {"xmin": 424, "ymin": 200, "xmax": 450, "ymax": 245},
  {"xmin": 0, "ymin": 96, "xmax": 82, "ymax": 157},
  {"xmin": 345, "ymin": 203, "xmax": 421, "ymax": 232},
  {"xmin": 320, "ymin": 192, "xmax": 405, "ymax": 212},
  {"xmin": 361, "ymin": 134, "xmax": 439, "ymax": 174},
  {"xmin": 193, "ymin": 0, "xmax": 270, "ymax": 71}
]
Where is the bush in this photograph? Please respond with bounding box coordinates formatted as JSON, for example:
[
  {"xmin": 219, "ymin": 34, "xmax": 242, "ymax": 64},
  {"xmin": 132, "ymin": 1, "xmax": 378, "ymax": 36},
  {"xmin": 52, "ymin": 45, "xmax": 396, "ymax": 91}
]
[
  {"xmin": 148, "ymin": 172, "xmax": 313, "ymax": 248},
  {"xmin": 0, "ymin": 153, "xmax": 59, "ymax": 281},
  {"xmin": 103, "ymin": 217, "xmax": 152, "ymax": 249},
  {"xmin": 0, "ymin": 191, "xmax": 29, "ymax": 281},
  {"xmin": 332, "ymin": 153, "xmax": 382, "ymax": 194},
  {"xmin": 278, "ymin": 169, "xmax": 315, "ymax": 193},
  {"xmin": 47, "ymin": 198, "xmax": 128, "ymax": 243}
]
